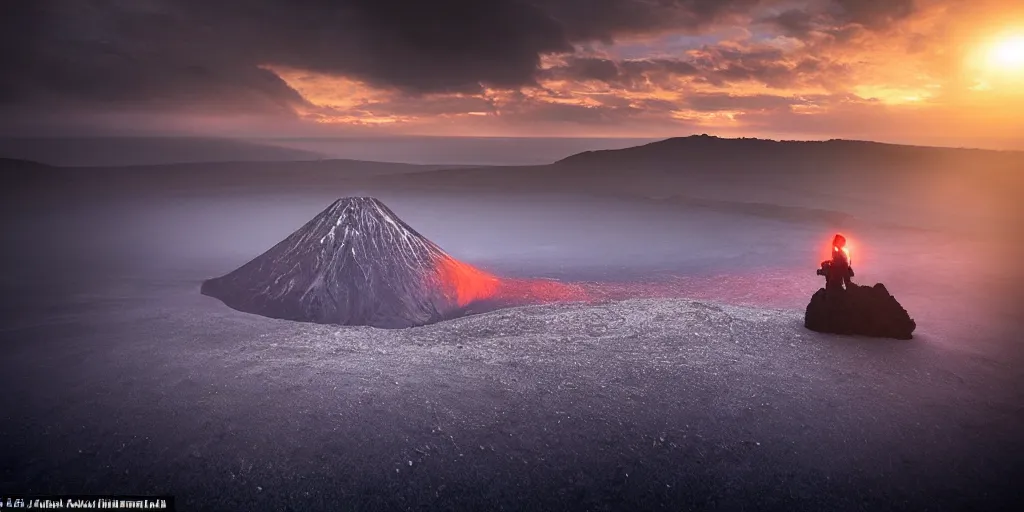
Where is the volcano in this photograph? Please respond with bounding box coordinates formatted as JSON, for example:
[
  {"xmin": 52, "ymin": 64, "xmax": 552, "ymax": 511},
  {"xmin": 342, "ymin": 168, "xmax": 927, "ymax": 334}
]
[{"xmin": 201, "ymin": 197, "xmax": 500, "ymax": 328}]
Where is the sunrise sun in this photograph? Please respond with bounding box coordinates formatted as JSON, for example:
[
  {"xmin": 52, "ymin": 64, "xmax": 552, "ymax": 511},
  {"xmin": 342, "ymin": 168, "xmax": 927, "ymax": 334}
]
[{"xmin": 987, "ymin": 34, "xmax": 1024, "ymax": 71}]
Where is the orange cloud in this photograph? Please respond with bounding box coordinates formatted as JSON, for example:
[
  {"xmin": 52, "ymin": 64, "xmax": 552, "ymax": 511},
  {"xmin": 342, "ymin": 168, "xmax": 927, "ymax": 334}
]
[{"xmin": 253, "ymin": 0, "xmax": 1024, "ymax": 147}]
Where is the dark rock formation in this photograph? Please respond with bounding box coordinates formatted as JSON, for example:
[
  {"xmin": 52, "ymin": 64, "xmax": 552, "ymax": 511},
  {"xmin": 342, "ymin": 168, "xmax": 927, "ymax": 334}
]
[
  {"xmin": 201, "ymin": 197, "xmax": 500, "ymax": 328},
  {"xmin": 804, "ymin": 283, "xmax": 916, "ymax": 340}
]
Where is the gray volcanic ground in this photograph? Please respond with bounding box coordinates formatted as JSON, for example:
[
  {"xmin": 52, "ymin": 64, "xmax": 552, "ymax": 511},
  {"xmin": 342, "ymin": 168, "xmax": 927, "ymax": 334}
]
[{"xmin": 2, "ymin": 141, "xmax": 1023, "ymax": 511}]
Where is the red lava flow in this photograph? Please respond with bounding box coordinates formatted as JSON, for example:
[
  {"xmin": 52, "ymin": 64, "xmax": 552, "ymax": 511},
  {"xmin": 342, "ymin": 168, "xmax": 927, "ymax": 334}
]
[
  {"xmin": 436, "ymin": 252, "xmax": 812, "ymax": 312},
  {"xmin": 435, "ymin": 255, "xmax": 503, "ymax": 307},
  {"xmin": 498, "ymin": 271, "xmax": 810, "ymax": 310}
]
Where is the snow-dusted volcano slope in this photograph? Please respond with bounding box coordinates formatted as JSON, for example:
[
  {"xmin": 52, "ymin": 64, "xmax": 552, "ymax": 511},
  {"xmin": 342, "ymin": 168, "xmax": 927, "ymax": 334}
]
[{"xmin": 201, "ymin": 197, "xmax": 499, "ymax": 328}]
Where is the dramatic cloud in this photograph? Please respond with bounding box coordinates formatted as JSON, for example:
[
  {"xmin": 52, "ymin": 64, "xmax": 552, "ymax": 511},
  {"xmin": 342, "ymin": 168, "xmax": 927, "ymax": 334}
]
[
  {"xmin": 763, "ymin": 0, "xmax": 917, "ymax": 36},
  {"xmin": 765, "ymin": 9, "xmax": 819, "ymax": 37},
  {"xmin": 2, "ymin": 0, "xmax": 764, "ymax": 107},
  {"xmin": 2, "ymin": 0, "xmax": 1023, "ymax": 148},
  {"xmin": 832, "ymin": 0, "xmax": 916, "ymax": 28},
  {"xmin": 684, "ymin": 93, "xmax": 821, "ymax": 112}
]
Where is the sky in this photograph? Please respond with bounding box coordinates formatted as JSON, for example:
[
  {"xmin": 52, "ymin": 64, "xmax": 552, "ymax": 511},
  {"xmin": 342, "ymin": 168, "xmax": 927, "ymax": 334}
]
[{"xmin": 3, "ymin": 0, "xmax": 1024, "ymax": 149}]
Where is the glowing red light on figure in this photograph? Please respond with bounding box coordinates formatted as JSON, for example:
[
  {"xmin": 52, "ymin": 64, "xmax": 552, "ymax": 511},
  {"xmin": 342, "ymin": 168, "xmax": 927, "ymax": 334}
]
[
  {"xmin": 834, "ymin": 245, "xmax": 851, "ymax": 260},
  {"xmin": 825, "ymin": 233, "xmax": 854, "ymax": 265}
]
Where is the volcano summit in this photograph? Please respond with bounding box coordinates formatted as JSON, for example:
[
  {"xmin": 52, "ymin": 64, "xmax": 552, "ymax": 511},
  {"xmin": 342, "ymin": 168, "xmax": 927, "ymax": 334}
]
[{"xmin": 201, "ymin": 197, "xmax": 500, "ymax": 328}]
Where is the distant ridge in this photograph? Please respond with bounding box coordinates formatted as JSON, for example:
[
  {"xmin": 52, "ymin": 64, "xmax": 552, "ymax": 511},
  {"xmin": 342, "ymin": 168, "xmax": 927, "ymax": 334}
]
[
  {"xmin": 0, "ymin": 137, "xmax": 325, "ymax": 167},
  {"xmin": 1, "ymin": 157, "xmax": 58, "ymax": 193},
  {"xmin": 0, "ymin": 157, "xmax": 52, "ymax": 169},
  {"xmin": 555, "ymin": 134, "xmax": 1023, "ymax": 170},
  {"xmin": 0, "ymin": 157, "xmax": 474, "ymax": 199},
  {"xmin": 99, "ymin": 158, "xmax": 471, "ymax": 172}
]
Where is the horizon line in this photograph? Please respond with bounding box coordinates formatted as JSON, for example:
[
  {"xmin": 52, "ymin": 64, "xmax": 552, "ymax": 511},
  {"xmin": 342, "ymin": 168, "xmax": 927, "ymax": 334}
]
[{"xmin": 2, "ymin": 133, "xmax": 1021, "ymax": 153}]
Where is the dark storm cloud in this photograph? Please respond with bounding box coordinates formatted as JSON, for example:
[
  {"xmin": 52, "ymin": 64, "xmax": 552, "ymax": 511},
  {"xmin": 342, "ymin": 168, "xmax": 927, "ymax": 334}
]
[
  {"xmin": 765, "ymin": 9, "xmax": 819, "ymax": 37},
  {"xmin": 555, "ymin": 58, "xmax": 623, "ymax": 83},
  {"xmin": 540, "ymin": 56, "xmax": 701, "ymax": 88},
  {"xmin": 707, "ymin": 61, "xmax": 800, "ymax": 88},
  {"xmin": 831, "ymin": 0, "xmax": 916, "ymax": 28},
  {"xmin": 693, "ymin": 48, "xmax": 850, "ymax": 89},
  {"xmin": 763, "ymin": 0, "xmax": 918, "ymax": 35},
  {"xmin": 1, "ymin": 0, "xmax": 767, "ymax": 114},
  {"xmin": 0, "ymin": 1, "xmax": 310, "ymax": 113},
  {"xmin": 538, "ymin": 0, "xmax": 761, "ymax": 42},
  {"xmin": 540, "ymin": 48, "xmax": 848, "ymax": 92},
  {"xmin": 620, "ymin": 59, "xmax": 701, "ymax": 77}
]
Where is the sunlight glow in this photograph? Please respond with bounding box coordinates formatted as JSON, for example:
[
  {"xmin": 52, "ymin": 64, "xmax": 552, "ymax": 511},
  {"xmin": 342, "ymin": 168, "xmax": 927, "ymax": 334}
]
[
  {"xmin": 853, "ymin": 85, "xmax": 935, "ymax": 105},
  {"xmin": 988, "ymin": 35, "xmax": 1024, "ymax": 70}
]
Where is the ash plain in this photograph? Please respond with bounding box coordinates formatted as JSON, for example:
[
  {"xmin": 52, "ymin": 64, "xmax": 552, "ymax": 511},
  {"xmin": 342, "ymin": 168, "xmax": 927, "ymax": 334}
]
[{"xmin": 2, "ymin": 157, "xmax": 1023, "ymax": 511}]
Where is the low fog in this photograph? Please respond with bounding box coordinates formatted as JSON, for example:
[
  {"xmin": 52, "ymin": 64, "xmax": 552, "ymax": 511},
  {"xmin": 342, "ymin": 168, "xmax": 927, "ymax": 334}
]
[
  {"xmin": 3, "ymin": 153, "xmax": 1019, "ymax": 348},
  {"xmin": 2, "ymin": 139, "xmax": 1022, "ymax": 511}
]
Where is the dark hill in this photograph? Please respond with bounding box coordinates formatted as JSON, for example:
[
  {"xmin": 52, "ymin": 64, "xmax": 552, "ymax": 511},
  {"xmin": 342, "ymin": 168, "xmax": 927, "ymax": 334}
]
[
  {"xmin": 1, "ymin": 157, "xmax": 58, "ymax": 193},
  {"xmin": 555, "ymin": 135, "xmax": 1024, "ymax": 174},
  {"xmin": 0, "ymin": 137, "xmax": 323, "ymax": 167},
  {"xmin": 1, "ymin": 158, "xmax": 467, "ymax": 202},
  {"xmin": 0, "ymin": 157, "xmax": 52, "ymax": 169}
]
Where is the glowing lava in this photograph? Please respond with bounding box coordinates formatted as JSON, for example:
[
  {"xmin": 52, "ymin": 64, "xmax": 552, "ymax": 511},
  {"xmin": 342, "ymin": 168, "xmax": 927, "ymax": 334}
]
[
  {"xmin": 433, "ymin": 253, "xmax": 597, "ymax": 308},
  {"xmin": 434, "ymin": 255, "xmax": 502, "ymax": 307},
  {"xmin": 498, "ymin": 277, "xmax": 596, "ymax": 304}
]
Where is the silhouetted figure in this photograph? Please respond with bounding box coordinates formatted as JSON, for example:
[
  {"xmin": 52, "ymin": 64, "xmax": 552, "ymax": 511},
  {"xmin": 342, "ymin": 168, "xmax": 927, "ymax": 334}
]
[
  {"xmin": 805, "ymin": 234, "xmax": 916, "ymax": 339},
  {"xmin": 816, "ymin": 234, "xmax": 854, "ymax": 291}
]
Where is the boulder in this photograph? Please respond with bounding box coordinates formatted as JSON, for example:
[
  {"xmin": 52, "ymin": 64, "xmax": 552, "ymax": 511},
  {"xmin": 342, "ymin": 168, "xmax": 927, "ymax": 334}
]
[{"xmin": 804, "ymin": 283, "xmax": 916, "ymax": 340}]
